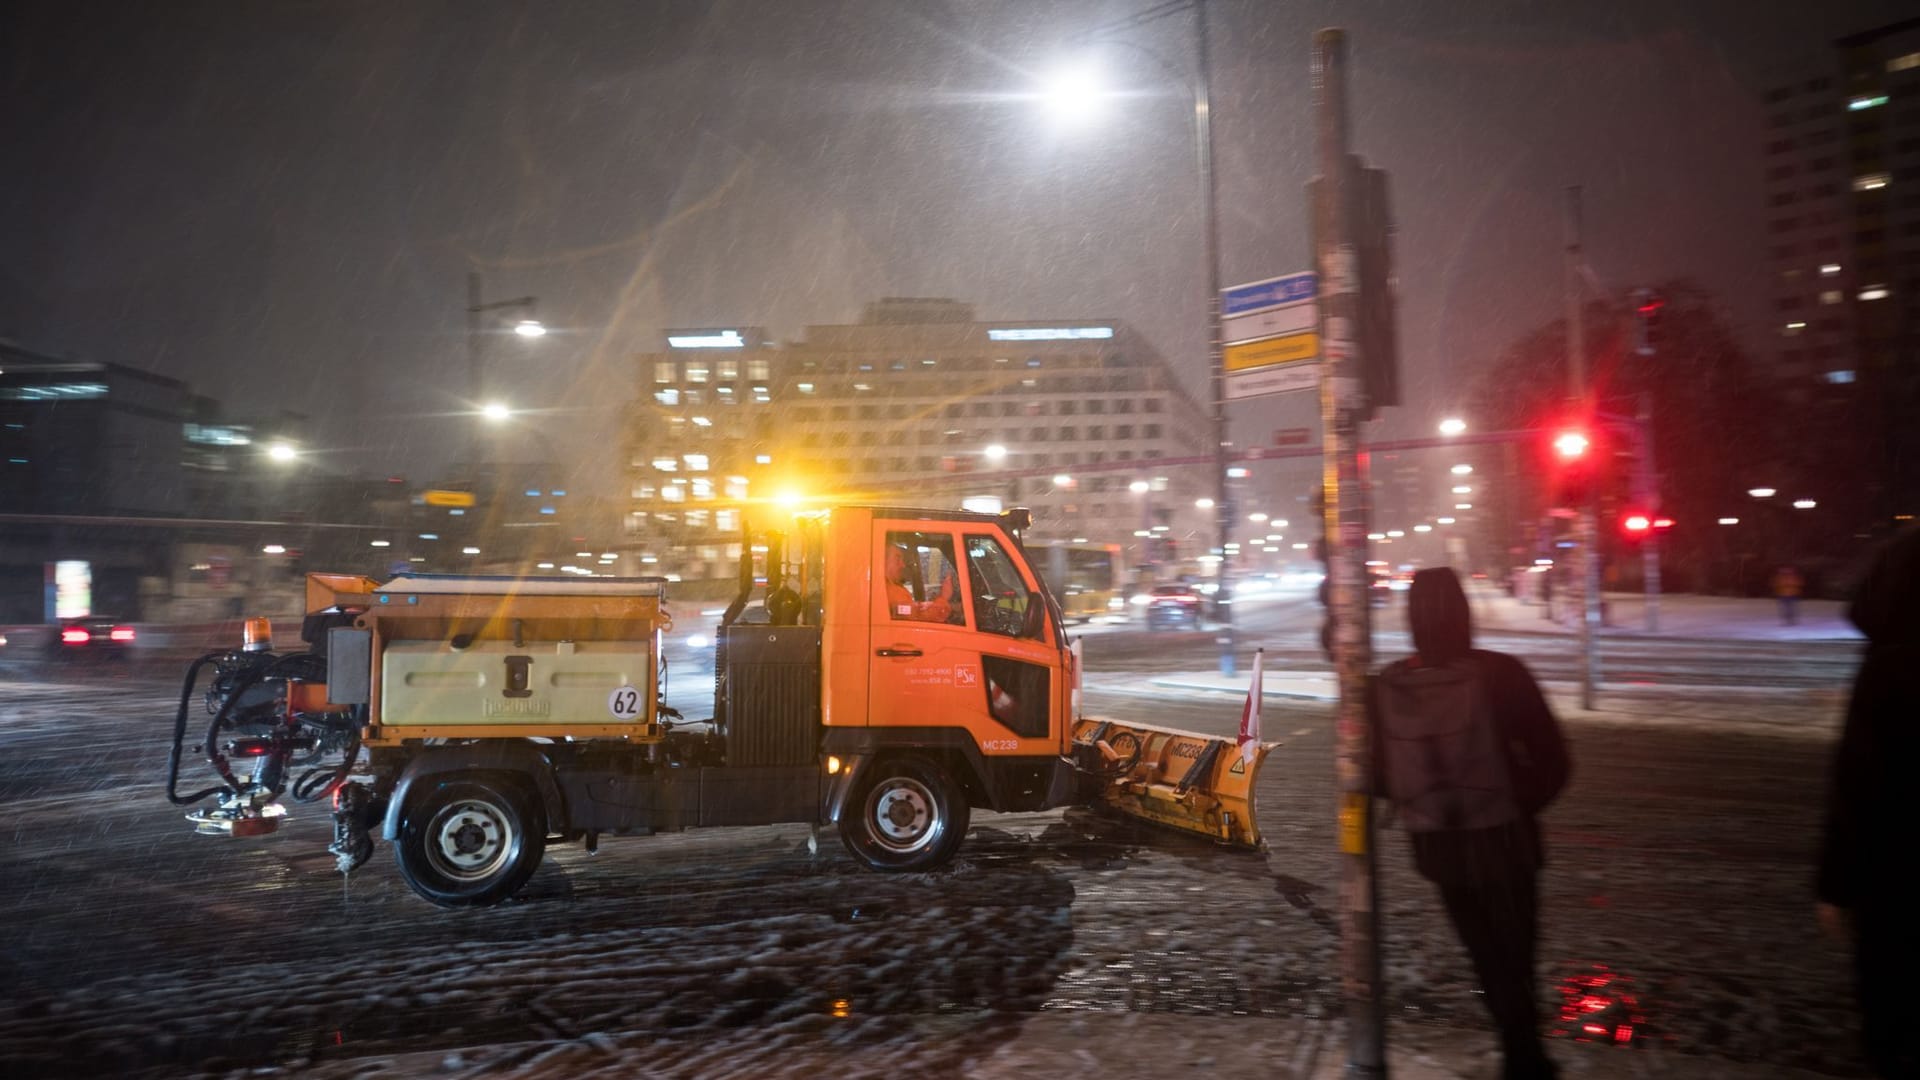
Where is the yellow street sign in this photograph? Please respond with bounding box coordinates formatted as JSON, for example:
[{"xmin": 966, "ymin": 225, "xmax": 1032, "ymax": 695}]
[
  {"xmin": 1224, "ymin": 331, "xmax": 1318, "ymax": 373},
  {"xmin": 422, "ymin": 490, "xmax": 476, "ymax": 508}
]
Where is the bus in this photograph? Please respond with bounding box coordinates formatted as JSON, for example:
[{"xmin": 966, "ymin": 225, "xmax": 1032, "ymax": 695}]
[{"xmin": 1030, "ymin": 542, "xmax": 1127, "ymax": 623}]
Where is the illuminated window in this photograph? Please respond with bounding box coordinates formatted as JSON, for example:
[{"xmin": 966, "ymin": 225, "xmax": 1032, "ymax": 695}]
[
  {"xmin": 683, "ymin": 454, "xmax": 709, "ymax": 471},
  {"xmin": 1853, "ymin": 172, "xmax": 1890, "ymax": 192},
  {"xmin": 652, "ymin": 456, "xmax": 677, "ymax": 471},
  {"xmin": 1782, "ymin": 321, "xmax": 1807, "ymax": 336},
  {"xmin": 1820, "ymin": 263, "xmax": 1841, "ymax": 275},
  {"xmin": 724, "ymin": 476, "xmax": 749, "ymax": 499},
  {"xmin": 685, "ymin": 364, "xmax": 709, "ymax": 384},
  {"xmin": 653, "ymin": 360, "xmax": 675, "ymax": 384},
  {"xmin": 1859, "ymin": 284, "xmax": 1890, "ymax": 301},
  {"xmin": 2, "ymin": 382, "xmax": 108, "ymax": 400},
  {"xmin": 747, "ymin": 359, "xmax": 770, "ymax": 380},
  {"xmin": 654, "ymin": 388, "xmax": 679, "ymax": 405}
]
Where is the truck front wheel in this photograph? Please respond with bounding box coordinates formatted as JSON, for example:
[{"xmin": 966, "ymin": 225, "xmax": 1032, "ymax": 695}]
[
  {"xmin": 395, "ymin": 777, "xmax": 545, "ymax": 907},
  {"xmin": 839, "ymin": 756, "xmax": 969, "ymax": 872}
]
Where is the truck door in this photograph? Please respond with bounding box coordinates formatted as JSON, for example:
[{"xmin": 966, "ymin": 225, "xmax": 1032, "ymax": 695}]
[{"xmin": 867, "ymin": 522, "xmax": 1063, "ymax": 756}]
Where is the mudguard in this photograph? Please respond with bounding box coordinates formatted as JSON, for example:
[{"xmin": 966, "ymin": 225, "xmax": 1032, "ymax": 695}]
[{"xmin": 1071, "ymin": 717, "xmax": 1273, "ymax": 849}]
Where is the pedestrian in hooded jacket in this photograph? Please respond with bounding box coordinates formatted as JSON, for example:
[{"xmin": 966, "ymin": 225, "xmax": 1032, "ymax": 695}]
[
  {"xmin": 1371, "ymin": 567, "xmax": 1572, "ymax": 1080},
  {"xmin": 1817, "ymin": 526, "xmax": 1920, "ymax": 1078}
]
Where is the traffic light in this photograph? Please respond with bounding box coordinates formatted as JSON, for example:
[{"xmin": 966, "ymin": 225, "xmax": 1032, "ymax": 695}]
[
  {"xmin": 1307, "ymin": 157, "xmax": 1401, "ymax": 417},
  {"xmin": 1620, "ymin": 511, "xmax": 1672, "ymax": 541},
  {"xmin": 1548, "ymin": 423, "xmax": 1597, "ymax": 508},
  {"xmin": 1633, "ymin": 290, "xmax": 1666, "ymax": 357}
]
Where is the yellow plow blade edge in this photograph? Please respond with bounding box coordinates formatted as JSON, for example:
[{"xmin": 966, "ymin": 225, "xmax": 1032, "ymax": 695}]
[{"xmin": 1071, "ymin": 716, "xmax": 1273, "ymax": 849}]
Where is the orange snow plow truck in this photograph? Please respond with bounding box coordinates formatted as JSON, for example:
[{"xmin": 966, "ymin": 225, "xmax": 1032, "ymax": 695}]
[{"xmin": 164, "ymin": 506, "xmax": 1273, "ymax": 907}]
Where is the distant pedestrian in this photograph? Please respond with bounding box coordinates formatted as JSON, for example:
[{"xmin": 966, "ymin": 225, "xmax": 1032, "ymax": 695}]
[
  {"xmin": 1772, "ymin": 564, "xmax": 1804, "ymax": 626},
  {"xmin": 1816, "ymin": 527, "xmax": 1920, "ymax": 1078},
  {"xmin": 1372, "ymin": 568, "xmax": 1571, "ymax": 1080}
]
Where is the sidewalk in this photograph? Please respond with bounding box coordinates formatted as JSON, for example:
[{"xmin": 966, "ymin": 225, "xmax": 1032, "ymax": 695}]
[{"xmin": 1466, "ymin": 585, "xmax": 1859, "ymax": 644}]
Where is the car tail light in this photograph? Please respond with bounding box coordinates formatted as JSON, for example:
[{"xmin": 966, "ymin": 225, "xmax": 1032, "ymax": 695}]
[
  {"xmin": 61, "ymin": 628, "xmax": 91, "ymax": 645},
  {"xmin": 110, "ymin": 627, "xmax": 136, "ymax": 642}
]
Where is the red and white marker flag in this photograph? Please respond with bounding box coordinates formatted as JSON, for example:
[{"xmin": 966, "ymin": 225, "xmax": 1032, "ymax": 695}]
[{"xmin": 1236, "ymin": 647, "xmax": 1264, "ymax": 765}]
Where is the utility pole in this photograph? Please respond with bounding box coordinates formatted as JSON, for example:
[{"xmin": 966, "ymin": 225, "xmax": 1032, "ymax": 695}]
[
  {"xmin": 1564, "ymin": 188, "xmax": 1599, "ymax": 709},
  {"xmin": 1629, "ymin": 288, "xmax": 1662, "ymax": 632},
  {"xmin": 1193, "ymin": 0, "xmax": 1236, "ymax": 677},
  {"xmin": 1315, "ymin": 28, "xmax": 1385, "ymax": 1077},
  {"xmin": 1637, "ymin": 390, "xmax": 1660, "ymax": 632}
]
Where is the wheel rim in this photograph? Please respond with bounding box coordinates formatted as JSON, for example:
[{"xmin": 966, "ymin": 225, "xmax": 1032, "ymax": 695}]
[
  {"xmin": 865, "ymin": 776, "xmax": 940, "ymax": 854},
  {"xmin": 424, "ymin": 797, "xmax": 515, "ymax": 881}
]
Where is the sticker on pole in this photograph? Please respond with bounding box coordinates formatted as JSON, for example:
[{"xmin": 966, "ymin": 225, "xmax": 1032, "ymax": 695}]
[{"xmin": 608, "ymin": 685, "xmax": 644, "ymax": 721}]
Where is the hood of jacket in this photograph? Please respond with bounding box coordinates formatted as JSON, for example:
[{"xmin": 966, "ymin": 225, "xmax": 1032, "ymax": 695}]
[{"xmin": 1849, "ymin": 525, "xmax": 1920, "ymax": 649}]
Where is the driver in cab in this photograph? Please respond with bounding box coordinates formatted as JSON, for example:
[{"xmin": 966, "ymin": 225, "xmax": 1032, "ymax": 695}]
[{"xmin": 886, "ymin": 544, "xmax": 957, "ymax": 623}]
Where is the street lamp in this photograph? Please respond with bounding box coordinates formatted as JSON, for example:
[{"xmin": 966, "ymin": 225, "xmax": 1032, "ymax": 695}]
[
  {"xmin": 1046, "ymin": 0, "xmax": 1233, "ymax": 672},
  {"xmin": 1438, "ymin": 417, "xmax": 1467, "ymax": 436},
  {"xmin": 466, "ymin": 271, "xmax": 543, "ymax": 462}
]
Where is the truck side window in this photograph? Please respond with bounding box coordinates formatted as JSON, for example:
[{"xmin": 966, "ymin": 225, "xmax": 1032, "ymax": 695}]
[
  {"xmin": 964, "ymin": 534, "xmax": 1037, "ymax": 639},
  {"xmin": 883, "ymin": 531, "xmax": 963, "ymax": 624}
]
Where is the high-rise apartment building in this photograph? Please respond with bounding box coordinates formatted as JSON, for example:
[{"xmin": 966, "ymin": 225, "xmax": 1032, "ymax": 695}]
[
  {"xmin": 1762, "ymin": 18, "xmax": 1920, "ymax": 522},
  {"xmin": 624, "ymin": 299, "xmax": 1210, "ymax": 581}
]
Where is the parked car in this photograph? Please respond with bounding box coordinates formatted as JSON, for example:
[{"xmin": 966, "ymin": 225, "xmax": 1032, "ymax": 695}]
[
  {"xmin": 48, "ymin": 616, "xmax": 136, "ymax": 659},
  {"xmin": 1145, "ymin": 584, "xmax": 1204, "ymax": 630}
]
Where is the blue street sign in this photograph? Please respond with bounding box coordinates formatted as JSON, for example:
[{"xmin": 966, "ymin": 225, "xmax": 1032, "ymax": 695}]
[{"xmin": 1221, "ymin": 272, "xmax": 1317, "ymax": 317}]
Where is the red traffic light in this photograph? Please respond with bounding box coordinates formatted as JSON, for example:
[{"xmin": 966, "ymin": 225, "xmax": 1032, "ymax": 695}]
[
  {"xmin": 1653, "ymin": 517, "xmax": 1674, "ymax": 530},
  {"xmin": 1553, "ymin": 430, "xmax": 1591, "ymax": 460}
]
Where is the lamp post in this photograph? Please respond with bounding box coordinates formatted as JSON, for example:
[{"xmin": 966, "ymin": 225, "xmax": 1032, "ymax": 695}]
[
  {"xmin": 465, "ymin": 271, "xmax": 544, "ymax": 465},
  {"xmin": 1050, "ymin": 0, "xmax": 1232, "ymax": 672}
]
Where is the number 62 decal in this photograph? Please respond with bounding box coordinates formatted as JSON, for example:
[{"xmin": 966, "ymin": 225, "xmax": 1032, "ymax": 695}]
[{"xmin": 607, "ymin": 685, "xmax": 644, "ymax": 721}]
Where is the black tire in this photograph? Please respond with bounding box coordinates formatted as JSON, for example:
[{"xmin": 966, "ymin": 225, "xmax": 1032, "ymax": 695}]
[
  {"xmin": 839, "ymin": 756, "xmax": 970, "ymax": 872},
  {"xmin": 394, "ymin": 776, "xmax": 545, "ymax": 907}
]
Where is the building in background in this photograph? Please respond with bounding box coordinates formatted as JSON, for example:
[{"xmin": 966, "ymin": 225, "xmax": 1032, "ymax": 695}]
[
  {"xmin": 622, "ymin": 299, "xmax": 1211, "ymax": 583},
  {"xmin": 1762, "ymin": 18, "xmax": 1920, "ymax": 529}
]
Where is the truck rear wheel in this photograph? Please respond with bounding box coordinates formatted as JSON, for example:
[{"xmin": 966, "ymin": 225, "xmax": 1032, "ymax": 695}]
[
  {"xmin": 839, "ymin": 756, "xmax": 969, "ymax": 872},
  {"xmin": 395, "ymin": 777, "xmax": 545, "ymax": 907}
]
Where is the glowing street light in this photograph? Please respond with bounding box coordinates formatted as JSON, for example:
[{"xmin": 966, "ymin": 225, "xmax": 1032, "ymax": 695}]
[
  {"xmin": 1451, "ymin": 464, "xmax": 1473, "ymax": 476},
  {"xmin": 1748, "ymin": 487, "xmax": 1776, "ymax": 498},
  {"xmin": 513, "ymin": 319, "xmax": 547, "ymax": 338},
  {"xmin": 1052, "ymin": 474, "xmax": 1075, "ymax": 488},
  {"xmin": 1039, "ymin": 62, "xmax": 1109, "ymax": 127},
  {"xmin": 481, "ymin": 402, "xmax": 512, "ymax": 422},
  {"xmin": 266, "ymin": 442, "xmax": 298, "ymax": 463},
  {"xmin": 1438, "ymin": 417, "xmax": 1467, "ymax": 436},
  {"xmin": 984, "ymin": 444, "xmax": 1008, "ymax": 464}
]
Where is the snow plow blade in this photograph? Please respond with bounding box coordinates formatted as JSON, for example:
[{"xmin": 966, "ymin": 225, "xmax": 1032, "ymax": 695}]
[{"xmin": 1071, "ymin": 717, "xmax": 1272, "ymax": 849}]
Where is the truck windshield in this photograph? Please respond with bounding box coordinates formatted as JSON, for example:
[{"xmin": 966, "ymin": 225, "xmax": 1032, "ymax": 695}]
[{"xmin": 964, "ymin": 534, "xmax": 1037, "ymax": 639}]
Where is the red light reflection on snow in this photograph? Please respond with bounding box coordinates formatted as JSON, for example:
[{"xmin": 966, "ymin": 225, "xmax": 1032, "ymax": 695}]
[{"xmin": 1554, "ymin": 963, "xmax": 1645, "ymax": 1046}]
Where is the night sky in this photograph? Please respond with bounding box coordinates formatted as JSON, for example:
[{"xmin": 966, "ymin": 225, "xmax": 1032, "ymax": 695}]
[{"xmin": 2, "ymin": 0, "xmax": 1909, "ymax": 498}]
